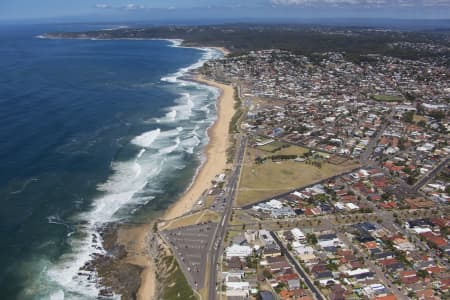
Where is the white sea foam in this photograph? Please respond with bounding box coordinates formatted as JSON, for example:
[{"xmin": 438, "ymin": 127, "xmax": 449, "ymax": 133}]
[
  {"xmin": 137, "ymin": 148, "xmax": 146, "ymax": 158},
  {"xmin": 46, "ymin": 155, "xmax": 167, "ymax": 299},
  {"xmin": 159, "ymin": 137, "xmax": 181, "ymax": 154},
  {"xmin": 49, "ymin": 290, "xmax": 65, "ymax": 300},
  {"xmin": 10, "ymin": 177, "xmax": 38, "ymax": 194},
  {"xmin": 101, "ymin": 25, "xmax": 129, "ymax": 31},
  {"xmin": 131, "ymin": 128, "xmax": 160, "ymax": 148},
  {"xmin": 165, "ymin": 109, "xmax": 177, "ymax": 120},
  {"xmin": 167, "ymin": 39, "xmax": 183, "ymax": 47},
  {"xmin": 181, "ymin": 136, "xmax": 201, "ymax": 152},
  {"xmin": 191, "ymin": 125, "xmax": 200, "ymax": 136},
  {"xmin": 44, "ymin": 38, "xmax": 224, "ymax": 300},
  {"xmin": 161, "ymin": 44, "xmax": 221, "ymax": 83},
  {"xmin": 47, "ymin": 215, "xmax": 71, "ymax": 228}
]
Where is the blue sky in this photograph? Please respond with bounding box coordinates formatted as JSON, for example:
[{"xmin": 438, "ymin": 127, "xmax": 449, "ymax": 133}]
[{"xmin": 1, "ymin": 0, "xmax": 449, "ymax": 21}]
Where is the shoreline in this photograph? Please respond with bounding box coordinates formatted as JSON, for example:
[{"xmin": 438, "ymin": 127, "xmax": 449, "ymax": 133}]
[
  {"xmin": 77, "ymin": 42, "xmax": 232, "ymax": 300},
  {"xmin": 117, "ymin": 51, "xmax": 235, "ymax": 300},
  {"xmin": 163, "ymin": 74, "xmax": 235, "ymax": 220},
  {"xmin": 30, "ymin": 33, "xmax": 233, "ymax": 300},
  {"xmin": 38, "ymin": 34, "xmax": 231, "ymax": 57}
]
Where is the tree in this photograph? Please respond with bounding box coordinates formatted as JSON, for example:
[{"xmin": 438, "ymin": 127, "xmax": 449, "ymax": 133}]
[
  {"xmin": 417, "ymin": 120, "xmax": 426, "ymax": 127},
  {"xmin": 306, "ymin": 233, "xmax": 318, "ymax": 245},
  {"xmin": 381, "ymin": 192, "xmax": 391, "ymax": 201},
  {"xmin": 417, "ymin": 269, "xmax": 428, "ymax": 279},
  {"xmin": 405, "ymin": 92, "xmax": 416, "ymax": 101},
  {"xmin": 445, "ymin": 185, "xmax": 450, "ymax": 194},
  {"xmin": 246, "ymin": 256, "xmax": 257, "ymax": 269},
  {"xmin": 403, "ymin": 111, "xmax": 414, "ymax": 123},
  {"xmin": 326, "ymin": 259, "xmax": 338, "ymax": 271},
  {"xmin": 406, "ymin": 176, "xmax": 417, "ymax": 185},
  {"xmin": 429, "ymin": 111, "xmax": 445, "ymax": 120},
  {"xmin": 287, "ymin": 243, "xmax": 293, "ymax": 251},
  {"xmin": 407, "ymin": 291, "xmax": 416, "ymax": 298},
  {"xmin": 263, "ymin": 268, "xmax": 273, "ymax": 279}
]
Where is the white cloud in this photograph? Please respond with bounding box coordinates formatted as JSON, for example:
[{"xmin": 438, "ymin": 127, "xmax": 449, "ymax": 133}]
[
  {"xmin": 271, "ymin": 0, "xmax": 450, "ymax": 6},
  {"xmin": 124, "ymin": 3, "xmax": 145, "ymax": 10},
  {"xmin": 95, "ymin": 3, "xmax": 146, "ymax": 10},
  {"xmin": 272, "ymin": 0, "xmax": 380, "ymax": 5},
  {"xmin": 95, "ymin": 4, "xmax": 112, "ymax": 9},
  {"xmin": 423, "ymin": 0, "xmax": 450, "ymax": 6}
]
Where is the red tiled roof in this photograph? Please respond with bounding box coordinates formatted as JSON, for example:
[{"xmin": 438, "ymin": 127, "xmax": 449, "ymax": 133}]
[
  {"xmin": 369, "ymin": 194, "xmax": 382, "ymax": 201},
  {"xmin": 341, "ymin": 195, "xmax": 357, "ymax": 202},
  {"xmin": 399, "ymin": 270, "xmax": 417, "ymax": 278},
  {"xmin": 373, "ymin": 180, "xmax": 387, "ymax": 188},
  {"xmin": 276, "ymin": 273, "xmax": 299, "ymax": 282},
  {"xmin": 430, "ymin": 217, "xmax": 450, "ymax": 228},
  {"xmin": 364, "ymin": 241, "xmax": 378, "ymax": 249},
  {"xmin": 336, "ymin": 190, "xmax": 348, "ymax": 196},
  {"xmin": 416, "ymin": 289, "xmax": 435, "ymax": 299},
  {"xmin": 420, "ymin": 232, "xmax": 447, "ymax": 247},
  {"xmin": 379, "ymin": 258, "xmax": 398, "ymax": 266},
  {"xmin": 426, "ymin": 266, "xmax": 445, "ymax": 274},
  {"xmin": 440, "ymin": 277, "xmax": 450, "ymax": 290},
  {"xmin": 379, "ymin": 201, "xmax": 397, "ymax": 209},
  {"xmin": 373, "ymin": 295, "xmax": 397, "ymax": 300},
  {"xmin": 401, "ymin": 275, "xmax": 419, "ymax": 285}
]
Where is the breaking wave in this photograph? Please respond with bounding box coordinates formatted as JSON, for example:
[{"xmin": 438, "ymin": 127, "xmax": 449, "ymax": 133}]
[{"xmin": 42, "ymin": 40, "xmax": 223, "ymax": 299}]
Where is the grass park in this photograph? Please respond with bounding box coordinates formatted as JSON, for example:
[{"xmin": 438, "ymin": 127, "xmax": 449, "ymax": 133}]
[
  {"xmin": 413, "ymin": 114, "xmax": 426, "ymax": 123},
  {"xmin": 235, "ymin": 142, "xmax": 360, "ymax": 207},
  {"xmin": 159, "ymin": 254, "xmax": 197, "ymax": 300},
  {"xmin": 256, "ymin": 140, "xmax": 289, "ymax": 152},
  {"xmin": 160, "ymin": 209, "xmax": 220, "ymax": 231}
]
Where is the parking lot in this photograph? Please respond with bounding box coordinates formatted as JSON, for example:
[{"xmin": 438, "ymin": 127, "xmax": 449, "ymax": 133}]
[
  {"xmin": 161, "ymin": 222, "xmax": 217, "ymax": 289},
  {"xmin": 210, "ymin": 192, "xmax": 228, "ymax": 213}
]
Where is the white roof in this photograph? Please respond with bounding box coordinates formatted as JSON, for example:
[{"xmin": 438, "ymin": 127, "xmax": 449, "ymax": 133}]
[
  {"xmin": 291, "ymin": 228, "xmax": 306, "ymax": 240},
  {"xmin": 292, "ymin": 191, "xmax": 306, "ymax": 198},
  {"xmin": 335, "ymin": 202, "xmax": 345, "ymax": 210},
  {"xmin": 412, "ymin": 227, "xmax": 432, "ymax": 234},
  {"xmin": 346, "ymin": 268, "xmax": 370, "ymax": 277},
  {"xmin": 226, "ymin": 244, "xmax": 252, "ymax": 258},
  {"xmin": 346, "ymin": 203, "xmax": 359, "ymax": 210},
  {"xmin": 226, "ymin": 281, "xmax": 250, "ymax": 289},
  {"xmin": 268, "ymin": 199, "xmax": 283, "ymax": 209}
]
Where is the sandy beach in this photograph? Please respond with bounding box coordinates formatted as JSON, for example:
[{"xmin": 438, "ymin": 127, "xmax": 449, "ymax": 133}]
[
  {"xmin": 209, "ymin": 46, "xmax": 230, "ymax": 56},
  {"xmin": 115, "ymin": 223, "xmax": 156, "ymax": 300},
  {"xmin": 116, "ymin": 69, "xmax": 235, "ymax": 300},
  {"xmin": 164, "ymin": 75, "xmax": 235, "ymax": 220}
]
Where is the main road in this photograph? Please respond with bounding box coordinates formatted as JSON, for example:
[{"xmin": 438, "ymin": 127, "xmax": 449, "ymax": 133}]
[{"xmin": 207, "ymin": 135, "xmax": 247, "ymax": 300}]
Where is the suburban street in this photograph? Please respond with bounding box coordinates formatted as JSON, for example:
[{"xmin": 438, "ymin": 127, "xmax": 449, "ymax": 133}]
[
  {"xmin": 336, "ymin": 232, "xmax": 408, "ymax": 300},
  {"xmin": 160, "ymin": 60, "xmax": 449, "ymax": 300},
  {"xmin": 413, "ymin": 156, "xmax": 450, "ymax": 191},
  {"xmin": 271, "ymin": 232, "xmax": 326, "ymax": 300}
]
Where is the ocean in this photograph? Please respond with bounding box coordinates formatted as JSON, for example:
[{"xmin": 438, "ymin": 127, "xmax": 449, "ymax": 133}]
[{"xmin": 0, "ymin": 24, "xmax": 221, "ymax": 299}]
